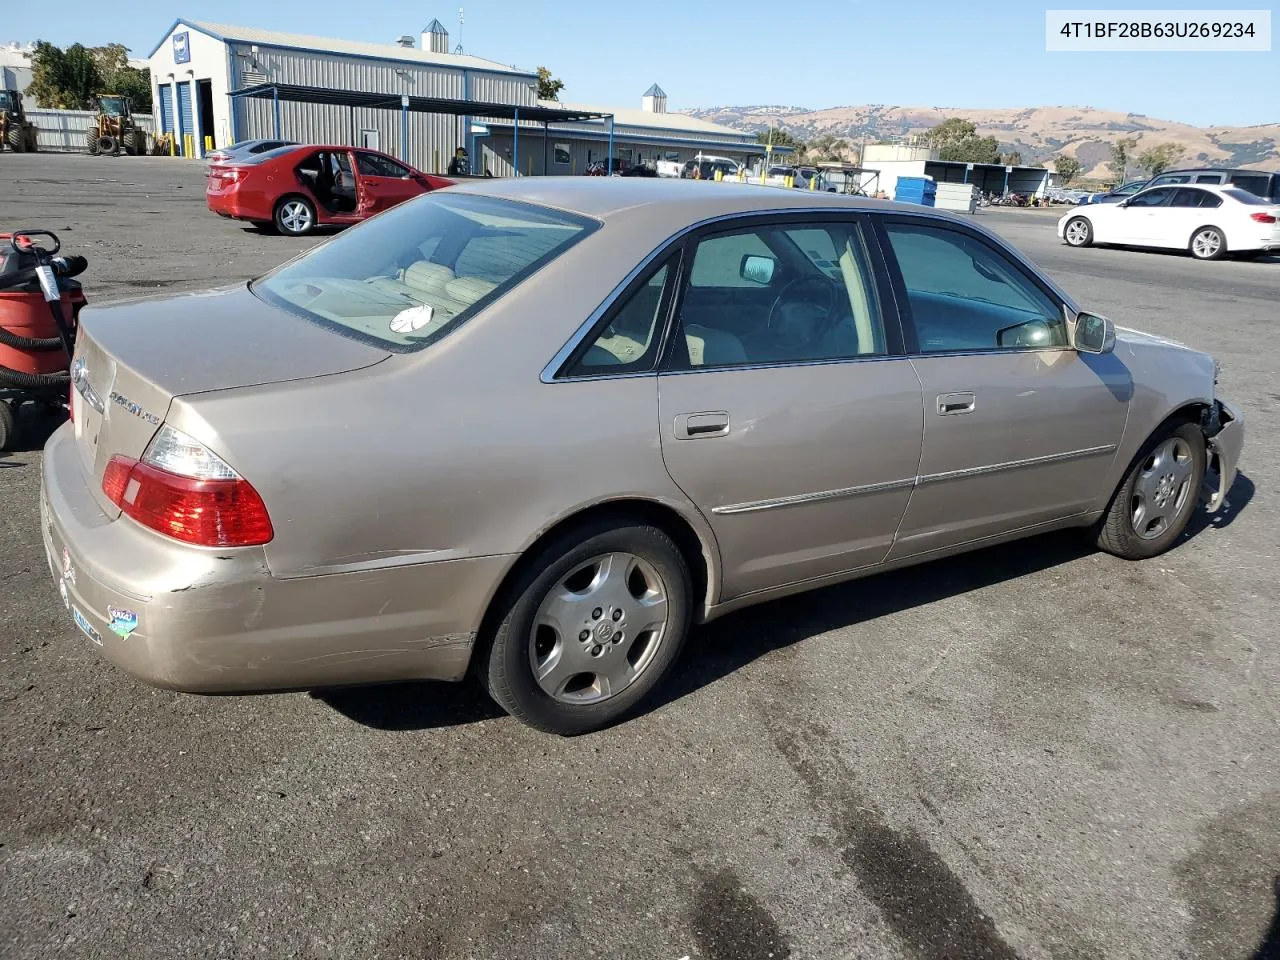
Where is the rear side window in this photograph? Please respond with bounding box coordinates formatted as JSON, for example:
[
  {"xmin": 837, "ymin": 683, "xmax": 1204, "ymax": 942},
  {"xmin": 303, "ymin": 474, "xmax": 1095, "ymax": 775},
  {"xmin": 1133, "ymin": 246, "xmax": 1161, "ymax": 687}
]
[
  {"xmin": 1228, "ymin": 174, "xmax": 1271, "ymax": 198},
  {"xmin": 1221, "ymin": 187, "xmax": 1270, "ymax": 205},
  {"xmin": 253, "ymin": 194, "xmax": 597, "ymax": 352},
  {"xmin": 1171, "ymin": 189, "xmax": 1222, "ymax": 208}
]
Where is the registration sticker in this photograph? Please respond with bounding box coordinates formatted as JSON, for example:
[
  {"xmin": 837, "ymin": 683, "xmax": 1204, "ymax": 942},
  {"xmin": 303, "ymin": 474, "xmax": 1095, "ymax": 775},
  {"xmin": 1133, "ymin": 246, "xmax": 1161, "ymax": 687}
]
[{"xmin": 72, "ymin": 606, "xmax": 103, "ymax": 646}]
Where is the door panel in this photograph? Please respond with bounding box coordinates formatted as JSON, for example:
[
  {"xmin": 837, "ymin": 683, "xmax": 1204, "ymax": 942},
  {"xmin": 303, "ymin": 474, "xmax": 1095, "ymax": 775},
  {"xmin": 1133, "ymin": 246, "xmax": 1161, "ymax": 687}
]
[
  {"xmin": 176, "ymin": 82, "xmax": 193, "ymax": 156},
  {"xmin": 878, "ymin": 216, "xmax": 1131, "ymax": 558},
  {"xmin": 891, "ymin": 350, "xmax": 1130, "ymax": 558},
  {"xmin": 659, "ymin": 362, "xmax": 923, "ymax": 597},
  {"xmin": 656, "ymin": 216, "xmax": 920, "ymax": 599}
]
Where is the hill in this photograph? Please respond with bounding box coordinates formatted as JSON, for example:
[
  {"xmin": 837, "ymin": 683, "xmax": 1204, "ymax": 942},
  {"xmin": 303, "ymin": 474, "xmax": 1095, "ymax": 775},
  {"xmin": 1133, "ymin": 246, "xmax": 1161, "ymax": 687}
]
[{"xmin": 683, "ymin": 104, "xmax": 1279, "ymax": 179}]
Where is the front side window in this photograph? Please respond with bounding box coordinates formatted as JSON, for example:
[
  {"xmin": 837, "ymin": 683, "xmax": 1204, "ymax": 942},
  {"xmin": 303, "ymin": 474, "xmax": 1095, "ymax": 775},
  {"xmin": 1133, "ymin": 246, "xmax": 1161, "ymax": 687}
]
[
  {"xmin": 253, "ymin": 194, "xmax": 596, "ymax": 352},
  {"xmin": 882, "ymin": 221, "xmax": 1067, "ymax": 353},
  {"xmin": 356, "ymin": 152, "xmax": 410, "ymax": 178},
  {"xmin": 1127, "ymin": 188, "xmax": 1175, "ymax": 208},
  {"xmin": 674, "ymin": 221, "xmax": 886, "ymax": 368}
]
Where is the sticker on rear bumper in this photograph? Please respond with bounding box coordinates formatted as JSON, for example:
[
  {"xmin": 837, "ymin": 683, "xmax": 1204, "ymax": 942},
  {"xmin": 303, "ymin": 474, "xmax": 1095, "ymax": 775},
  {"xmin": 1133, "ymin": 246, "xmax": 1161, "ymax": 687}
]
[
  {"xmin": 107, "ymin": 606, "xmax": 138, "ymax": 639},
  {"xmin": 72, "ymin": 606, "xmax": 102, "ymax": 646}
]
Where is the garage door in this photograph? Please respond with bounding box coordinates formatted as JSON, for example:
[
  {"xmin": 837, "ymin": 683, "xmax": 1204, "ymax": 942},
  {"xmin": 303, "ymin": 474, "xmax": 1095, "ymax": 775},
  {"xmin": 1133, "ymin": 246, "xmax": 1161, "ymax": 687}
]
[
  {"xmin": 157, "ymin": 84, "xmax": 173, "ymax": 134},
  {"xmin": 176, "ymin": 81, "xmax": 193, "ymax": 156}
]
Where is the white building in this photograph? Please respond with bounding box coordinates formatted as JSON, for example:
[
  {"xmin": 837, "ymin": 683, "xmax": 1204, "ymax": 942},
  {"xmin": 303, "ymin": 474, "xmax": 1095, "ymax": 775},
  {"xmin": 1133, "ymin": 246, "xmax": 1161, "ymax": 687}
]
[{"xmin": 1, "ymin": 42, "xmax": 34, "ymax": 94}]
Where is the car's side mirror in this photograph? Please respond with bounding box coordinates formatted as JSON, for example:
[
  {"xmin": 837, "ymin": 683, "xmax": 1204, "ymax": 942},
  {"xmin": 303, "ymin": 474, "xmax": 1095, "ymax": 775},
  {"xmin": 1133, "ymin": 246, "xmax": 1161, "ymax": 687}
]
[
  {"xmin": 740, "ymin": 254, "xmax": 777, "ymax": 285},
  {"xmin": 996, "ymin": 319, "xmax": 1056, "ymax": 348},
  {"xmin": 1072, "ymin": 311, "xmax": 1116, "ymax": 354}
]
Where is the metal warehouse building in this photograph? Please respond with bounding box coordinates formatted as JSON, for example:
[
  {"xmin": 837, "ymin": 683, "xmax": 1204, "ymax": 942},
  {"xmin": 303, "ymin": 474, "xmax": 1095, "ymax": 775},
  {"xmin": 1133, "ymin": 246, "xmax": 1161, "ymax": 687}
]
[{"xmin": 146, "ymin": 19, "xmax": 762, "ymax": 173}]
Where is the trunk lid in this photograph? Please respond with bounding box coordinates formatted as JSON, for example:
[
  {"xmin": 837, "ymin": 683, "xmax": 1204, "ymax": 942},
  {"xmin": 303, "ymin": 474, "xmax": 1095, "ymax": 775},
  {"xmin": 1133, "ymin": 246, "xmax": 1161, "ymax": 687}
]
[{"xmin": 70, "ymin": 284, "xmax": 389, "ymax": 515}]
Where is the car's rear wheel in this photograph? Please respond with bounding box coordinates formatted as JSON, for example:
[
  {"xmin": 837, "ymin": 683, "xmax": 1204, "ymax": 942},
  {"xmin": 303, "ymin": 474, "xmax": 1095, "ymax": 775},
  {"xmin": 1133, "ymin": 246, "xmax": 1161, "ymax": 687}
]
[
  {"xmin": 482, "ymin": 519, "xmax": 692, "ymax": 735},
  {"xmin": 1189, "ymin": 226, "xmax": 1226, "ymax": 260},
  {"xmin": 1096, "ymin": 422, "xmax": 1205, "ymax": 560},
  {"xmin": 1063, "ymin": 216, "xmax": 1093, "ymax": 247},
  {"xmin": 274, "ymin": 196, "xmax": 316, "ymax": 236}
]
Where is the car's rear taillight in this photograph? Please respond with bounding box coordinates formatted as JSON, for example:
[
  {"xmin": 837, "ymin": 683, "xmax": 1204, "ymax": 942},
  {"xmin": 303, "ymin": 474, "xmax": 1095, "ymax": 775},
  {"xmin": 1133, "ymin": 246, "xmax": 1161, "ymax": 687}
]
[
  {"xmin": 1249, "ymin": 212, "xmax": 1277, "ymax": 223},
  {"xmin": 102, "ymin": 425, "xmax": 273, "ymax": 547}
]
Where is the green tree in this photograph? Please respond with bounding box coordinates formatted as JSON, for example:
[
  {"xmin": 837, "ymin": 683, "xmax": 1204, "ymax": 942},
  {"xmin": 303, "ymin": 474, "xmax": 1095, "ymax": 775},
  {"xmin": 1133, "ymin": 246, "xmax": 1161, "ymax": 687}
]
[
  {"xmin": 1054, "ymin": 155, "xmax": 1082, "ymax": 185},
  {"xmin": 535, "ymin": 66, "xmax": 564, "ymax": 101},
  {"xmin": 26, "ymin": 40, "xmax": 104, "ymax": 109},
  {"xmin": 926, "ymin": 116, "xmax": 999, "ymax": 163},
  {"xmin": 1136, "ymin": 142, "xmax": 1186, "ymax": 176},
  {"xmin": 756, "ymin": 128, "xmax": 802, "ymax": 149},
  {"xmin": 1109, "ymin": 137, "xmax": 1136, "ymax": 183},
  {"xmin": 90, "ymin": 42, "xmax": 152, "ymax": 111}
]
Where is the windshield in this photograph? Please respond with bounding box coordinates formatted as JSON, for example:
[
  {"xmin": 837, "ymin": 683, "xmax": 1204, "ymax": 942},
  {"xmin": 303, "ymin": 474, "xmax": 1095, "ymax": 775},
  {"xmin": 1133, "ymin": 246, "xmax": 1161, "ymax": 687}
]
[
  {"xmin": 100, "ymin": 97, "xmax": 126, "ymax": 116},
  {"xmin": 0, "ymin": 92, "xmax": 13, "ymax": 111},
  {"xmin": 253, "ymin": 193, "xmax": 597, "ymax": 352}
]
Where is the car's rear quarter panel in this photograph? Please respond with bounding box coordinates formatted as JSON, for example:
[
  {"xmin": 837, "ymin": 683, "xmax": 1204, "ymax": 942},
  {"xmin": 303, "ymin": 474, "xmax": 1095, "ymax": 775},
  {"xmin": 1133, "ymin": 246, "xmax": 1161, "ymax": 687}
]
[{"xmin": 175, "ymin": 218, "xmax": 723, "ymax": 621}]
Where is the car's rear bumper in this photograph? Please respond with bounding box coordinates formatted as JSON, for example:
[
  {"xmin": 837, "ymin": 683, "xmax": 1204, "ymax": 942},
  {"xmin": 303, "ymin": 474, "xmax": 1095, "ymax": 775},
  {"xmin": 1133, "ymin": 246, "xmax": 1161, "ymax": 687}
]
[
  {"xmin": 205, "ymin": 192, "xmax": 250, "ymax": 220},
  {"xmin": 40, "ymin": 423, "xmax": 510, "ymax": 693}
]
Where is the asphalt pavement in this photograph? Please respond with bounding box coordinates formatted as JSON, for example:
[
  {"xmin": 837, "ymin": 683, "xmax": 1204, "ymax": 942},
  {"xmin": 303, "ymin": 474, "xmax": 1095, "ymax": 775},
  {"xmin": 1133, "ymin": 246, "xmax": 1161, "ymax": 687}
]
[{"xmin": 2, "ymin": 154, "xmax": 1278, "ymax": 960}]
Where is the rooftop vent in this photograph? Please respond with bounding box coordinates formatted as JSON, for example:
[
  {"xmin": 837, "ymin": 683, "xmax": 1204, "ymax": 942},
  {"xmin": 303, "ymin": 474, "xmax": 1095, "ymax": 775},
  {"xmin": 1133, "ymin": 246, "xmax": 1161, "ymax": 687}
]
[
  {"xmin": 423, "ymin": 18, "xmax": 449, "ymax": 54},
  {"xmin": 642, "ymin": 83, "xmax": 667, "ymax": 114},
  {"xmin": 396, "ymin": 35, "xmax": 415, "ymax": 48}
]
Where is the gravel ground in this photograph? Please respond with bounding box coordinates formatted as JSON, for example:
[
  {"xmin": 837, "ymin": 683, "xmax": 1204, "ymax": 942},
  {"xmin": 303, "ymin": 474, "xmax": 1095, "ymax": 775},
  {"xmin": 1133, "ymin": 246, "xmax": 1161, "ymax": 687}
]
[{"xmin": 1, "ymin": 153, "xmax": 1278, "ymax": 960}]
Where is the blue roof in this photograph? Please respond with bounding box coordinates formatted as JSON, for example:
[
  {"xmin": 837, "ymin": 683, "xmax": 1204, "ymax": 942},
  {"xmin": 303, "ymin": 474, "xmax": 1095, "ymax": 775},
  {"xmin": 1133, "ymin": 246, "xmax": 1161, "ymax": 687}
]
[
  {"xmin": 643, "ymin": 84, "xmax": 667, "ymax": 98},
  {"xmin": 424, "ymin": 19, "xmax": 449, "ymax": 33}
]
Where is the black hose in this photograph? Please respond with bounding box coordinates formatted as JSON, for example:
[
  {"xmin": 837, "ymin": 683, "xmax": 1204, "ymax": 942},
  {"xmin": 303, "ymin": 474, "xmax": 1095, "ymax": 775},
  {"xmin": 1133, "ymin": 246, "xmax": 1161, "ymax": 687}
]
[
  {"xmin": 0, "ymin": 324, "xmax": 64, "ymax": 351},
  {"xmin": 0, "ymin": 365, "xmax": 70, "ymax": 389}
]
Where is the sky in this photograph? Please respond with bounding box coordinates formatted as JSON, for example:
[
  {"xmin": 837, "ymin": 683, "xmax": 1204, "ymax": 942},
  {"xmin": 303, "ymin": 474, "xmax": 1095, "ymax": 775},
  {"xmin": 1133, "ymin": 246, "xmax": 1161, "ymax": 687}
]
[{"xmin": 4, "ymin": 0, "xmax": 1277, "ymax": 127}]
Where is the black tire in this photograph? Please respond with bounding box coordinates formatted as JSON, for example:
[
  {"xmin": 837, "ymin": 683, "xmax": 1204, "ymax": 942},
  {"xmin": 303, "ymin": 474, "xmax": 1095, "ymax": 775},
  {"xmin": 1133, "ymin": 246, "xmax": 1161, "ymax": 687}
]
[
  {"xmin": 7, "ymin": 126, "xmax": 26, "ymax": 153},
  {"xmin": 1063, "ymin": 215, "xmax": 1093, "ymax": 247},
  {"xmin": 130, "ymin": 129, "xmax": 146, "ymax": 155},
  {"xmin": 86, "ymin": 129, "xmax": 100, "ymax": 156},
  {"xmin": 0, "ymin": 401, "xmax": 17, "ymax": 452},
  {"xmin": 1096, "ymin": 421, "xmax": 1206, "ymax": 560},
  {"xmin": 1189, "ymin": 226, "xmax": 1227, "ymax": 261},
  {"xmin": 273, "ymin": 195, "xmax": 317, "ymax": 236},
  {"xmin": 482, "ymin": 519, "xmax": 693, "ymax": 735},
  {"xmin": 25, "ymin": 128, "xmax": 38, "ymax": 152}
]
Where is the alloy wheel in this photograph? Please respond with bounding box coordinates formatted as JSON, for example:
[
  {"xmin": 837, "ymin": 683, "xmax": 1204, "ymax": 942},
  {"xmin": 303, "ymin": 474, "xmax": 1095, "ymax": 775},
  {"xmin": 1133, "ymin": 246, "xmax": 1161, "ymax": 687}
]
[
  {"xmin": 1192, "ymin": 229, "xmax": 1221, "ymax": 259},
  {"xmin": 280, "ymin": 200, "xmax": 313, "ymax": 234},
  {"xmin": 1131, "ymin": 436, "xmax": 1194, "ymax": 539}
]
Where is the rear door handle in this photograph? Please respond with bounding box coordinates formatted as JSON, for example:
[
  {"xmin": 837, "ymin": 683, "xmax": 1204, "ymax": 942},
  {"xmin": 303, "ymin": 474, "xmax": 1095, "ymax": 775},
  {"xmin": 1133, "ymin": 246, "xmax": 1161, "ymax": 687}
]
[
  {"xmin": 674, "ymin": 411, "xmax": 730, "ymax": 439},
  {"xmin": 937, "ymin": 392, "xmax": 976, "ymax": 416}
]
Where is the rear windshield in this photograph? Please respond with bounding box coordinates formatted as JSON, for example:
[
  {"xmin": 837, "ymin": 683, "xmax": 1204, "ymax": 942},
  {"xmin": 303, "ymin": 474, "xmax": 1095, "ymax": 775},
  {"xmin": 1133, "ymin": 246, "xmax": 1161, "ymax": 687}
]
[
  {"xmin": 239, "ymin": 145, "xmax": 303, "ymax": 165},
  {"xmin": 1221, "ymin": 187, "xmax": 1270, "ymax": 205},
  {"xmin": 252, "ymin": 193, "xmax": 597, "ymax": 352}
]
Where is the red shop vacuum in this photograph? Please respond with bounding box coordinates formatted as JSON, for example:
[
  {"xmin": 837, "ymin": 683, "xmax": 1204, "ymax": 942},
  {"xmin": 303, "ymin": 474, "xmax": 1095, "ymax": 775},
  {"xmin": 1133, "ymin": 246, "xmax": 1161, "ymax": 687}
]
[{"xmin": 0, "ymin": 229, "xmax": 86, "ymax": 450}]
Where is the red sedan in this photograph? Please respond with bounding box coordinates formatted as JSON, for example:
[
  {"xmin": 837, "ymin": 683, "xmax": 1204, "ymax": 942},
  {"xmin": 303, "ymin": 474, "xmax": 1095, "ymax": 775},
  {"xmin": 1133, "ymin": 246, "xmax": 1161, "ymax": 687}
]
[{"xmin": 206, "ymin": 145, "xmax": 453, "ymax": 236}]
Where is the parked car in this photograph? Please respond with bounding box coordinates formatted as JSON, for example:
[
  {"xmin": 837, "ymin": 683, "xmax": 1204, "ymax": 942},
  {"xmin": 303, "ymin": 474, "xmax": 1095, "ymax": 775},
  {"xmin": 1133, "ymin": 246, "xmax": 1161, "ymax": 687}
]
[
  {"xmin": 46, "ymin": 181, "xmax": 1243, "ymax": 734},
  {"xmin": 585, "ymin": 158, "xmax": 629, "ymax": 176},
  {"xmin": 206, "ymin": 144, "xmax": 453, "ymax": 235},
  {"xmin": 1143, "ymin": 167, "xmax": 1280, "ymax": 202},
  {"xmin": 205, "ymin": 138, "xmax": 298, "ymax": 166},
  {"xmin": 1080, "ymin": 180, "xmax": 1150, "ymax": 205},
  {"xmin": 1059, "ymin": 183, "xmax": 1280, "ymax": 259},
  {"xmin": 682, "ymin": 156, "xmax": 741, "ymax": 180}
]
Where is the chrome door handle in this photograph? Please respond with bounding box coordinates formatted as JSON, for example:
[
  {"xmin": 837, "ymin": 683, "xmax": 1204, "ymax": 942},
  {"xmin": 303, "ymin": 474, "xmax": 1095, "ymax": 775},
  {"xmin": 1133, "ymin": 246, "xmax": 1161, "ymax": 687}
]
[
  {"xmin": 937, "ymin": 392, "xmax": 976, "ymax": 416},
  {"xmin": 674, "ymin": 411, "xmax": 730, "ymax": 439}
]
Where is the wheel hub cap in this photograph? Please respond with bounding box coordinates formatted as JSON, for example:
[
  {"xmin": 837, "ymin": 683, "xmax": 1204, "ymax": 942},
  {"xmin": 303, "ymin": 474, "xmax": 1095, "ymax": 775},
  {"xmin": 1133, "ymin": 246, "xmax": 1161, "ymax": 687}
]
[
  {"xmin": 530, "ymin": 552, "xmax": 669, "ymax": 704},
  {"xmin": 1131, "ymin": 437, "xmax": 1193, "ymax": 539}
]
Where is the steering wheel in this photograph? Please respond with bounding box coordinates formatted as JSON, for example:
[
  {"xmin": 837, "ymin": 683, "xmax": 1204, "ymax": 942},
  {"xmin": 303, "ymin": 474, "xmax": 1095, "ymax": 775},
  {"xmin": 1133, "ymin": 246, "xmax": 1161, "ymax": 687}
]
[{"xmin": 765, "ymin": 275, "xmax": 840, "ymax": 351}]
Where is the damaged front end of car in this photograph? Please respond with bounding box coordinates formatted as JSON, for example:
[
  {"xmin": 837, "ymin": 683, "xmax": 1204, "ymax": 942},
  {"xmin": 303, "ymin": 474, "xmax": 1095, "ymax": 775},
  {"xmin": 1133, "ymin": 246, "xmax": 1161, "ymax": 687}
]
[{"xmin": 1199, "ymin": 389, "xmax": 1244, "ymax": 513}]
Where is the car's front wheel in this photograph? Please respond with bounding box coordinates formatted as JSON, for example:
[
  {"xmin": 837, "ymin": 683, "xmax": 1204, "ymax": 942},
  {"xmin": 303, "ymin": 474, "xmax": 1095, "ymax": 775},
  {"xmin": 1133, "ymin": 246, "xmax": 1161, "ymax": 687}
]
[
  {"xmin": 1063, "ymin": 216, "xmax": 1093, "ymax": 247},
  {"xmin": 274, "ymin": 196, "xmax": 317, "ymax": 236},
  {"xmin": 1189, "ymin": 226, "xmax": 1227, "ymax": 260},
  {"xmin": 1096, "ymin": 422, "xmax": 1206, "ymax": 560},
  {"xmin": 483, "ymin": 519, "xmax": 692, "ymax": 734}
]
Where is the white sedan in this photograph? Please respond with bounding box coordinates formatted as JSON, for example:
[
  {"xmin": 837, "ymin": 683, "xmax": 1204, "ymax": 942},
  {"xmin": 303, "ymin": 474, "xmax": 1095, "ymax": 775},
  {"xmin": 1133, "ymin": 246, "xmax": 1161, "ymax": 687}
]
[{"xmin": 1058, "ymin": 184, "xmax": 1280, "ymax": 260}]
